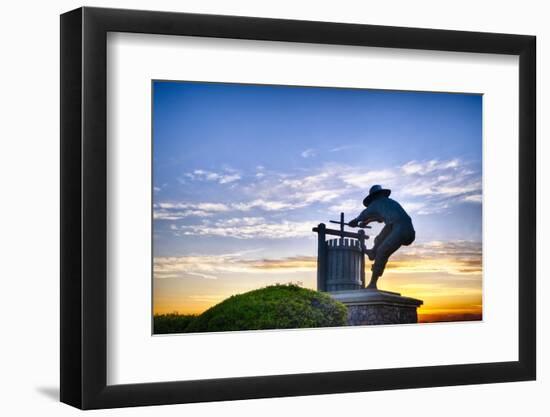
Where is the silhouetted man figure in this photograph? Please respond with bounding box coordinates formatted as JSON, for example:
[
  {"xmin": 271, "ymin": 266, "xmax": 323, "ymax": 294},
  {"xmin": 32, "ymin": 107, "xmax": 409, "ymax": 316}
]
[{"xmin": 348, "ymin": 185, "xmax": 415, "ymax": 290}]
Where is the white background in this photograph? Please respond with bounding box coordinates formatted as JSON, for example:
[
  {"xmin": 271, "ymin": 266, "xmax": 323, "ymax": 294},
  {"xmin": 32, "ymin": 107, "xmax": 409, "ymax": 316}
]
[
  {"xmin": 0, "ymin": 0, "xmax": 546, "ymax": 416},
  {"xmin": 108, "ymin": 33, "xmax": 519, "ymax": 384}
]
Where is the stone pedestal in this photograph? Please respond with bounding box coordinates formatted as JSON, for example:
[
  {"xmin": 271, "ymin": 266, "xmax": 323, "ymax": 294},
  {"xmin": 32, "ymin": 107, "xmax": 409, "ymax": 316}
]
[{"xmin": 330, "ymin": 289, "xmax": 423, "ymax": 325}]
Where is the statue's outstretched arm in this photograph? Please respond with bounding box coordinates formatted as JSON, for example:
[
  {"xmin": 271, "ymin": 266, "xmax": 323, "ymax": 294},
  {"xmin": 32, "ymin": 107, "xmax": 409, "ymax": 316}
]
[{"xmin": 354, "ymin": 208, "xmax": 382, "ymax": 226}]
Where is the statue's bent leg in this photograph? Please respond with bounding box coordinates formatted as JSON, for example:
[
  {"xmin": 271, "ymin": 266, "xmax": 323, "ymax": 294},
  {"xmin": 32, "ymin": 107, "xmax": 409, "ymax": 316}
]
[
  {"xmin": 369, "ymin": 224, "xmax": 392, "ymax": 260},
  {"xmin": 366, "ymin": 230, "xmax": 403, "ymax": 289}
]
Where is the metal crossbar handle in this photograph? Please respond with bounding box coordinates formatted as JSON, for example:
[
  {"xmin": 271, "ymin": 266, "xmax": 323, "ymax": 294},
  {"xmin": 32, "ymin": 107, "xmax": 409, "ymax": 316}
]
[
  {"xmin": 329, "ymin": 220, "xmax": 371, "ymax": 229},
  {"xmin": 312, "ymin": 227, "xmax": 369, "ymax": 240}
]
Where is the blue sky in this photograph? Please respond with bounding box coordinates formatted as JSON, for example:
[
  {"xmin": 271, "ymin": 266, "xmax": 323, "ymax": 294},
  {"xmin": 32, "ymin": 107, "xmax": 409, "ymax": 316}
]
[{"xmin": 152, "ymin": 81, "xmax": 482, "ymax": 316}]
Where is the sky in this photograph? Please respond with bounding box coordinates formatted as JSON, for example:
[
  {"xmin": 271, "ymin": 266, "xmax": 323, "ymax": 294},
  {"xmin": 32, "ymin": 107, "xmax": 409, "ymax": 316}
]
[{"xmin": 152, "ymin": 80, "xmax": 483, "ymax": 323}]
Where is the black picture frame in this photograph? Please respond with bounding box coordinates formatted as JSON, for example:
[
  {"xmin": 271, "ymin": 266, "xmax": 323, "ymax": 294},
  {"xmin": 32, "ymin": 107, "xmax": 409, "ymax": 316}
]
[{"xmin": 60, "ymin": 6, "xmax": 536, "ymax": 410}]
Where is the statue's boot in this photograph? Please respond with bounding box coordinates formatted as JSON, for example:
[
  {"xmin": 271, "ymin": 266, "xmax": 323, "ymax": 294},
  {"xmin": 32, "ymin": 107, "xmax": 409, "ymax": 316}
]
[{"xmin": 366, "ymin": 276, "xmax": 379, "ymax": 290}]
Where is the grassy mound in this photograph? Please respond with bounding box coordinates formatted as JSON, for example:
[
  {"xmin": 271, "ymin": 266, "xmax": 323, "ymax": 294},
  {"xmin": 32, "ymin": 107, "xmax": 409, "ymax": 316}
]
[
  {"xmin": 153, "ymin": 313, "xmax": 196, "ymax": 334},
  {"xmin": 184, "ymin": 284, "xmax": 347, "ymax": 333}
]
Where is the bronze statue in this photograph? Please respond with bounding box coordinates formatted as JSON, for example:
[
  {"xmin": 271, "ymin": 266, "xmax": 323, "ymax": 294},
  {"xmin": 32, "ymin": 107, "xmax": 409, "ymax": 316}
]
[{"xmin": 348, "ymin": 185, "xmax": 415, "ymax": 289}]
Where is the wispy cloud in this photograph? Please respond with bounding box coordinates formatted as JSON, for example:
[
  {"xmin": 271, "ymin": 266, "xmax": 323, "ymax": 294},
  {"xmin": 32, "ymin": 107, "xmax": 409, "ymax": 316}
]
[
  {"xmin": 245, "ymin": 169, "xmax": 349, "ymax": 211},
  {"xmin": 328, "ymin": 199, "xmax": 363, "ymax": 213},
  {"xmin": 330, "ymin": 145, "xmax": 356, "ymax": 152},
  {"xmin": 156, "ymin": 202, "xmax": 230, "ymax": 211},
  {"xmin": 231, "ymin": 199, "xmax": 298, "ymax": 211},
  {"xmin": 154, "ymin": 240, "xmax": 481, "ymax": 281},
  {"xmin": 463, "ymin": 194, "xmax": 482, "ymax": 203},
  {"xmin": 156, "ymin": 158, "xmax": 481, "ymax": 223},
  {"xmin": 184, "ymin": 168, "xmax": 241, "ymax": 184},
  {"xmin": 155, "ymin": 199, "xmax": 310, "ymax": 220},
  {"xmin": 401, "ymin": 159, "xmax": 459, "ymax": 175},
  {"xmin": 170, "ymin": 217, "xmax": 314, "ymax": 239},
  {"xmin": 285, "ymin": 158, "xmax": 480, "ymax": 215},
  {"xmin": 154, "ymin": 210, "xmax": 214, "ymax": 220},
  {"xmin": 391, "ymin": 240, "xmax": 482, "ymax": 275},
  {"xmin": 339, "ymin": 168, "xmax": 395, "ymax": 188},
  {"xmin": 338, "ymin": 159, "xmax": 481, "ymax": 215},
  {"xmin": 301, "ymin": 148, "xmax": 316, "ymax": 158},
  {"xmin": 245, "ymin": 256, "xmax": 316, "ymax": 270},
  {"xmin": 154, "ymin": 202, "xmax": 230, "ymax": 220},
  {"xmin": 154, "ymin": 250, "xmax": 313, "ymax": 281}
]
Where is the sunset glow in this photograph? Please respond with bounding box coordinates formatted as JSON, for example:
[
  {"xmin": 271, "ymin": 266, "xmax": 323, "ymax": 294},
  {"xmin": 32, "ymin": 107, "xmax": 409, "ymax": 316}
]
[{"xmin": 153, "ymin": 242, "xmax": 482, "ymax": 317}]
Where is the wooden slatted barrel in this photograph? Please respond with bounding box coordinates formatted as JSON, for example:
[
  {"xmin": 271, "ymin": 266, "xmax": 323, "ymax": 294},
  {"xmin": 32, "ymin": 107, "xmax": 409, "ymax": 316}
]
[
  {"xmin": 312, "ymin": 222, "xmax": 367, "ymax": 292},
  {"xmin": 325, "ymin": 238, "xmax": 363, "ymax": 291}
]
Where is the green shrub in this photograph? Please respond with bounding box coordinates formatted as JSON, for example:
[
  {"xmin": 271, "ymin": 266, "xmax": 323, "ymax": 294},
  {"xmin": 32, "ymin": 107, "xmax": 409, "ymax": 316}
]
[
  {"xmin": 184, "ymin": 284, "xmax": 347, "ymax": 333},
  {"xmin": 153, "ymin": 313, "xmax": 196, "ymax": 334}
]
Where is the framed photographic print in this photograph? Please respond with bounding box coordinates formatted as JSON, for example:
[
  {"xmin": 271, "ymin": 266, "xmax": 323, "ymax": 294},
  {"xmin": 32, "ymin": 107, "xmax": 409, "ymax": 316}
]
[{"xmin": 60, "ymin": 6, "xmax": 536, "ymax": 409}]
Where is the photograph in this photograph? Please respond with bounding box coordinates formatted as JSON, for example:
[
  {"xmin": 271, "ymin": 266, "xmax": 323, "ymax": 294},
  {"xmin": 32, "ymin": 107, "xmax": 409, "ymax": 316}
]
[{"xmin": 152, "ymin": 80, "xmax": 483, "ymax": 334}]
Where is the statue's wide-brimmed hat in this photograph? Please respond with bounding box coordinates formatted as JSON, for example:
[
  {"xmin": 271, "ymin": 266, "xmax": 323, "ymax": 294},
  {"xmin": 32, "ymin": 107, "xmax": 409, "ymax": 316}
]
[{"xmin": 363, "ymin": 185, "xmax": 391, "ymax": 207}]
